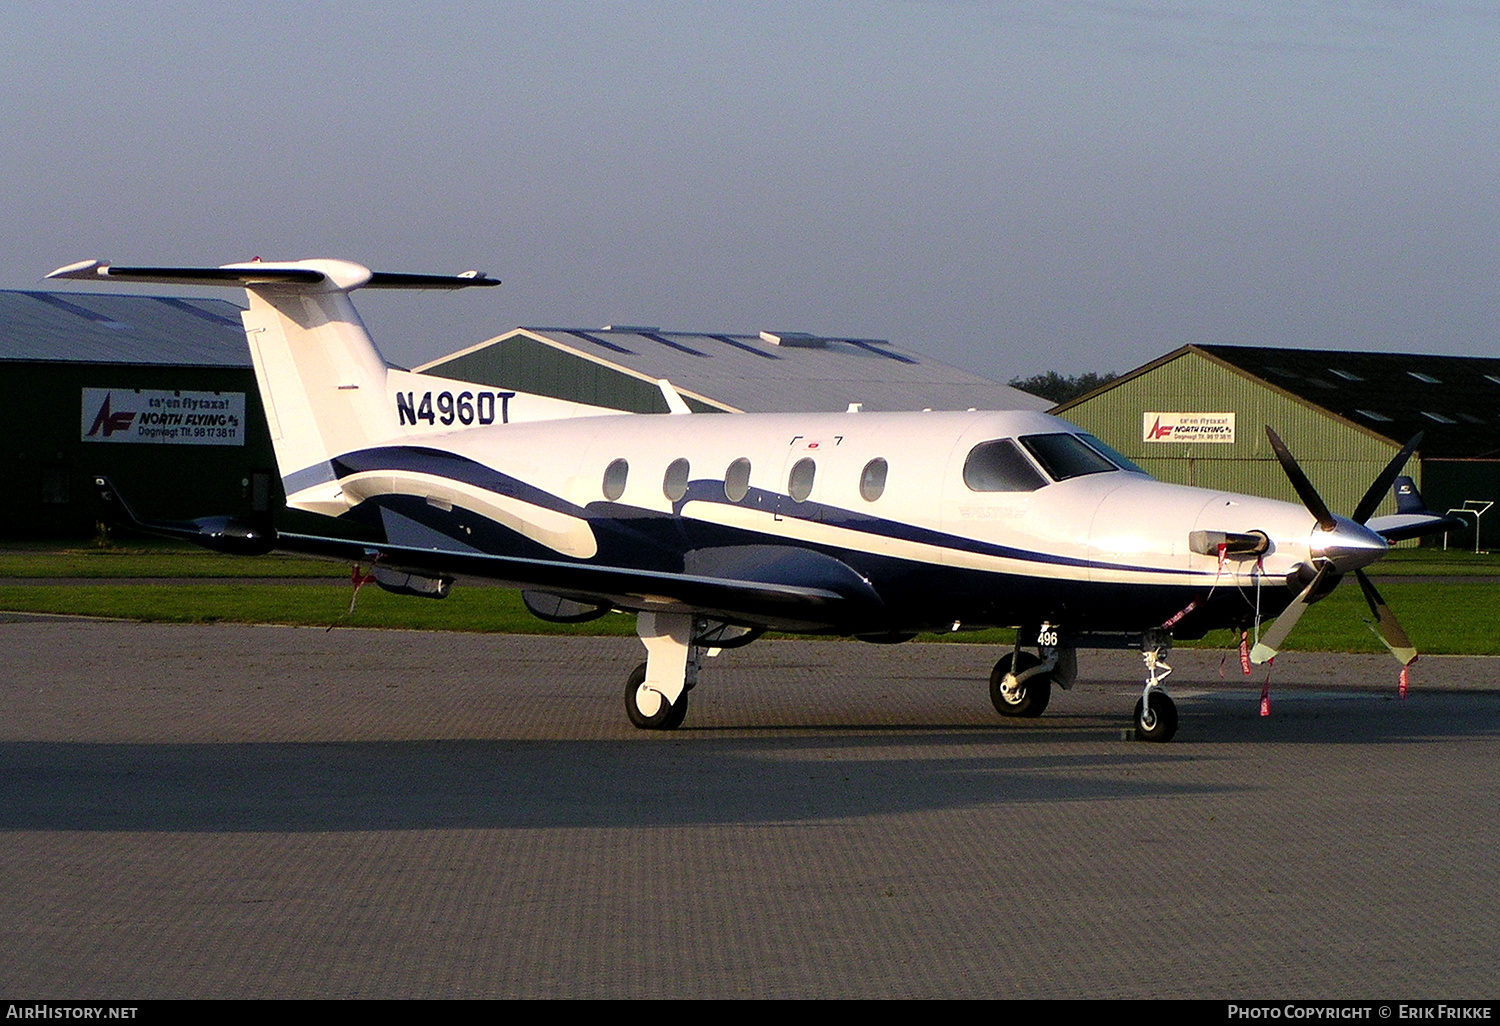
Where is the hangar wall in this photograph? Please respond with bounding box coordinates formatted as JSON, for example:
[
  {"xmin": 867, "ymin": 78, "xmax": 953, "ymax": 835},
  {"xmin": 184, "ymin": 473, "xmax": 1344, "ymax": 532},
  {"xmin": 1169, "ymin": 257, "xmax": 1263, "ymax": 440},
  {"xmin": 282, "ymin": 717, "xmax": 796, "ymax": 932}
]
[
  {"xmin": 1, "ymin": 360, "xmax": 280, "ymax": 537},
  {"xmin": 1055, "ymin": 350, "xmax": 1400, "ymax": 519}
]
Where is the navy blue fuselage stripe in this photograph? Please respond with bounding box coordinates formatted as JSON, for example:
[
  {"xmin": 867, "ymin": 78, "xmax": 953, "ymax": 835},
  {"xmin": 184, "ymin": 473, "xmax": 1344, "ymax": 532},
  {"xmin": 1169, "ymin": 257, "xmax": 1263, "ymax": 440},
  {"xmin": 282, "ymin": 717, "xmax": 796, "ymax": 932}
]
[
  {"xmin": 331, "ymin": 445, "xmax": 1205, "ymax": 579},
  {"xmin": 674, "ymin": 478, "xmax": 1199, "ymax": 576},
  {"xmin": 332, "ymin": 446, "xmax": 588, "ymax": 519},
  {"xmin": 283, "ymin": 461, "xmax": 338, "ymax": 494}
]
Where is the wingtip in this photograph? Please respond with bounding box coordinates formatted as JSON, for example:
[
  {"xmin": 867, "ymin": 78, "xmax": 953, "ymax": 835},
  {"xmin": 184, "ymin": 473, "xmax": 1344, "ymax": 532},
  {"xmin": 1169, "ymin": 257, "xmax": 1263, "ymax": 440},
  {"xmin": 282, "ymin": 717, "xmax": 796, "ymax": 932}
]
[{"xmin": 45, "ymin": 259, "xmax": 107, "ymax": 281}]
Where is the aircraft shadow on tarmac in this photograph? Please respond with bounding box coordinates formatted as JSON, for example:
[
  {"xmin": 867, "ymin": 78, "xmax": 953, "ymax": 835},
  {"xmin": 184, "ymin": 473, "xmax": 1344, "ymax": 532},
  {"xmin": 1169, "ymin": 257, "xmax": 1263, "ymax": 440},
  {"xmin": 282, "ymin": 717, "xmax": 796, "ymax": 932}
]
[
  {"xmin": 2, "ymin": 690, "xmax": 1494, "ymax": 833},
  {"xmin": 1, "ymin": 735, "xmax": 1234, "ymax": 833}
]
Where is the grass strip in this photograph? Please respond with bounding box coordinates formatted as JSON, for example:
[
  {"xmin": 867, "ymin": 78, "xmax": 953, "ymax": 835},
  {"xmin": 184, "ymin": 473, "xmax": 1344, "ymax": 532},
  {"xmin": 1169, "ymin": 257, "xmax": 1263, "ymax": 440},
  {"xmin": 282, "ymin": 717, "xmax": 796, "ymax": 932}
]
[
  {"xmin": 3, "ymin": 580, "xmax": 1497, "ymax": 656},
  {"xmin": 0, "ymin": 550, "xmax": 339, "ymax": 579},
  {"xmin": 0, "ymin": 584, "xmax": 635, "ymax": 636}
]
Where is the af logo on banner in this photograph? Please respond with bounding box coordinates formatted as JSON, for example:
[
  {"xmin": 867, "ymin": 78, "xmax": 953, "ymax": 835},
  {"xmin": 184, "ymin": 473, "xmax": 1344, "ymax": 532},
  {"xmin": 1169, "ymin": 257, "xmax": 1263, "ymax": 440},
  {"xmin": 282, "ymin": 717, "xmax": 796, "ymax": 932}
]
[
  {"xmin": 82, "ymin": 389, "xmax": 247, "ymax": 446},
  {"xmin": 1143, "ymin": 412, "xmax": 1235, "ymax": 444}
]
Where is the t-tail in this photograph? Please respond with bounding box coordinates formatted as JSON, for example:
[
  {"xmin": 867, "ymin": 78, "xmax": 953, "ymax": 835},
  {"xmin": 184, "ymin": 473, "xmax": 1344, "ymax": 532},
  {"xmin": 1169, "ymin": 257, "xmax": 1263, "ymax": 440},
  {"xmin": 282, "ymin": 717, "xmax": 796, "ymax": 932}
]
[{"xmin": 46, "ymin": 258, "xmax": 517, "ymax": 516}]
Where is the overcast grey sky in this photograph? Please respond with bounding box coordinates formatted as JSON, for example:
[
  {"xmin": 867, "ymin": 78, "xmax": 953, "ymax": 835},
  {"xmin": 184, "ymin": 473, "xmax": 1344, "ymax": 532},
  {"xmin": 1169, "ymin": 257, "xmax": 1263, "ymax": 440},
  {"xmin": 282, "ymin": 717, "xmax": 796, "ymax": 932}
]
[{"xmin": 2, "ymin": 1, "xmax": 1495, "ymax": 380}]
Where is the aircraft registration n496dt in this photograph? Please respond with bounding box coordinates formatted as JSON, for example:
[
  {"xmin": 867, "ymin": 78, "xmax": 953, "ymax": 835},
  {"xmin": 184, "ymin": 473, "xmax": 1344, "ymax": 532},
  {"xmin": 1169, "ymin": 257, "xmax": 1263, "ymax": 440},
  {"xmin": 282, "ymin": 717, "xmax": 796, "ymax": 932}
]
[{"xmin": 48, "ymin": 258, "xmax": 1459, "ymax": 741}]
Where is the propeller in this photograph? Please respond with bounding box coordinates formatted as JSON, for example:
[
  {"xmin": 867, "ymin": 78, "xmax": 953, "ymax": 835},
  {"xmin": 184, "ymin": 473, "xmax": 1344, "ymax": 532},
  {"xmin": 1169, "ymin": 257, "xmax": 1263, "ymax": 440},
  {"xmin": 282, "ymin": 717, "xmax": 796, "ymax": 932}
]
[
  {"xmin": 1249, "ymin": 427, "xmax": 1422, "ymax": 666},
  {"xmin": 1353, "ymin": 569, "xmax": 1417, "ymax": 666}
]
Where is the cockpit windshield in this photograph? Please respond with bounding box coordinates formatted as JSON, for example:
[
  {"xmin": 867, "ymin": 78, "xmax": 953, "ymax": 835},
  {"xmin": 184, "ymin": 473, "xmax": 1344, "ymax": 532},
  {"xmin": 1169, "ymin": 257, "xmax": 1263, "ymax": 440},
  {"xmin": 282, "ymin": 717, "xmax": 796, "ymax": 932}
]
[
  {"xmin": 963, "ymin": 432, "xmax": 1150, "ymax": 492},
  {"xmin": 1018, "ymin": 433, "xmax": 1120, "ymax": 481}
]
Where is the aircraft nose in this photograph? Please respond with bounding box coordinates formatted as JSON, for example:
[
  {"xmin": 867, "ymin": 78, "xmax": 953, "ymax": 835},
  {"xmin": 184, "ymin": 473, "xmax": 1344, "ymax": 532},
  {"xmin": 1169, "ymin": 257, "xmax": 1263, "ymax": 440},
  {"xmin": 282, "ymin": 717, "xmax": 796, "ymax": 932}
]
[{"xmin": 1312, "ymin": 517, "xmax": 1389, "ymax": 573}]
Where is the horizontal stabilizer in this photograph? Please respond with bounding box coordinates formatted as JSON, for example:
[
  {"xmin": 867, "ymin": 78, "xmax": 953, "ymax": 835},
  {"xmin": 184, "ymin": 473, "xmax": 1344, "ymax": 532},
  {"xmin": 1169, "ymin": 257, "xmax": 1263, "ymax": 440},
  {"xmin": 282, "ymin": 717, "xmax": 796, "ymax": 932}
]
[{"xmin": 47, "ymin": 259, "xmax": 499, "ymax": 292}]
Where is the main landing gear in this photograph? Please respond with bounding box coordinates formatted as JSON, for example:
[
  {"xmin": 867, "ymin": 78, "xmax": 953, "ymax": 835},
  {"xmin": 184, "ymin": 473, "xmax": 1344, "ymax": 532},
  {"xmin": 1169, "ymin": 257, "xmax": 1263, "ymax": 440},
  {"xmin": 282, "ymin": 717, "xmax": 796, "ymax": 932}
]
[
  {"xmin": 989, "ymin": 651, "xmax": 1052, "ymax": 718},
  {"xmin": 625, "ymin": 611, "xmax": 700, "ymax": 730},
  {"xmin": 624, "ymin": 611, "xmax": 761, "ymax": 730},
  {"xmin": 989, "ymin": 622, "xmax": 1075, "ymax": 719}
]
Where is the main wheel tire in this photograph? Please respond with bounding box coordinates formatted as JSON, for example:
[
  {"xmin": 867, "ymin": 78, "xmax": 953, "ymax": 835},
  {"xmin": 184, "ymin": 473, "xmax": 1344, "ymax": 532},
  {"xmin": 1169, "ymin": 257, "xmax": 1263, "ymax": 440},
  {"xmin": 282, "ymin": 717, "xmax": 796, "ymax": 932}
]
[
  {"xmin": 1133, "ymin": 691, "xmax": 1178, "ymax": 743},
  {"xmin": 624, "ymin": 661, "xmax": 687, "ymax": 730},
  {"xmin": 989, "ymin": 652, "xmax": 1052, "ymax": 718}
]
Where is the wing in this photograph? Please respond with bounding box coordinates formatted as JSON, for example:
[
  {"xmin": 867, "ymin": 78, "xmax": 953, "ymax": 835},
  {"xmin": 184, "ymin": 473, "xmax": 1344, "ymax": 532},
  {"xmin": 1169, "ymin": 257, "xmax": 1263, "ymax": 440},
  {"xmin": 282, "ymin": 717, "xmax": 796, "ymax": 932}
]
[{"xmin": 91, "ymin": 477, "xmax": 878, "ymax": 632}]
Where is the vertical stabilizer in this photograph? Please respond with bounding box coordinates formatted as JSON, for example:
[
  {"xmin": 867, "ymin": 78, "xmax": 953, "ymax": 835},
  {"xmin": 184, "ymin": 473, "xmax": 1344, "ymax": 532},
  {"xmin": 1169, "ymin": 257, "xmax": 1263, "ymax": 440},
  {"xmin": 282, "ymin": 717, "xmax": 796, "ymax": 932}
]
[
  {"xmin": 46, "ymin": 258, "xmax": 501, "ymax": 516},
  {"xmin": 239, "ymin": 277, "xmax": 400, "ymax": 515}
]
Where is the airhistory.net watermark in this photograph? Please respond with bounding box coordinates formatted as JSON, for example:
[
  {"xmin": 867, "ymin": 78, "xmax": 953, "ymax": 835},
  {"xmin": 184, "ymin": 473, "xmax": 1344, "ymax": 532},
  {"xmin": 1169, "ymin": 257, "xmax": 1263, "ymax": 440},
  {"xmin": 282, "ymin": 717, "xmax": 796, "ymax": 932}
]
[{"xmin": 6, "ymin": 1007, "xmax": 137, "ymax": 1020}]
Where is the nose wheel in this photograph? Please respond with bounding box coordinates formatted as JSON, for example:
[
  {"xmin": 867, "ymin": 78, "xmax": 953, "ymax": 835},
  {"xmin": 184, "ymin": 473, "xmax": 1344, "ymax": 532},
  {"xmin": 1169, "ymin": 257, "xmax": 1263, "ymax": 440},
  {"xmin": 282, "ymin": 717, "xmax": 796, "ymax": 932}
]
[{"xmin": 1133, "ymin": 691, "xmax": 1178, "ymax": 742}]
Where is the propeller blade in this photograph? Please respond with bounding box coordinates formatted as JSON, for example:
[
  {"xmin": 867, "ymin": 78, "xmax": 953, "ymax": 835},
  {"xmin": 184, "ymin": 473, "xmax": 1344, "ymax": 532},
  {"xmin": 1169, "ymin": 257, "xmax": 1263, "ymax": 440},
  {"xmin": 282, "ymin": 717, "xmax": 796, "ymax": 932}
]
[
  {"xmin": 1250, "ymin": 565, "xmax": 1332, "ymax": 664},
  {"xmin": 1352, "ymin": 432, "xmax": 1424, "ymax": 525},
  {"xmin": 1354, "ymin": 569, "xmax": 1417, "ymax": 666},
  {"xmin": 1266, "ymin": 427, "xmax": 1337, "ymax": 531}
]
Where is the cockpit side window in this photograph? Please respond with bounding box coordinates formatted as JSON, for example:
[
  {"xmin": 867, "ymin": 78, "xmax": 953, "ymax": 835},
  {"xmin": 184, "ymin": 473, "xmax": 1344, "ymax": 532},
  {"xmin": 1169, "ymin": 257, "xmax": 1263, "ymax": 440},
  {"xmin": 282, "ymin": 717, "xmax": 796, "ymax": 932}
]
[
  {"xmin": 963, "ymin": 439, "xmax": 1047, "ymax": 492},
  {"xmin": 1019, "ymin": 433, "xmax": 1117, "ymax": 481}
]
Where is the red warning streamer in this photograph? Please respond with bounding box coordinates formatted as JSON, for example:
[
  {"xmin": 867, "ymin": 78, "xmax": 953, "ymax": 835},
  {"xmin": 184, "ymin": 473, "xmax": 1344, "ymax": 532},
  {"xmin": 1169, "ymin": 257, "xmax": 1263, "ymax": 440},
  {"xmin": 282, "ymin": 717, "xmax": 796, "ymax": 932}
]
[{"xmin": 327, "ymin": 563, "xmax": 379, "ymax": 630}]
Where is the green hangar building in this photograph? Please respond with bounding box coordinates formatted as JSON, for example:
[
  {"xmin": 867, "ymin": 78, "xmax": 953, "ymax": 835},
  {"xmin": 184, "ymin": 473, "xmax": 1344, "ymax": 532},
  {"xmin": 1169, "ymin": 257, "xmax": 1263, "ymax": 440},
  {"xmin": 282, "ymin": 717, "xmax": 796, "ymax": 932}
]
[
  {"xmin": 1054, "ymin": 344, "xmax": 1500, "ymax": 550},
  {"xmin": 0, "ymin": 289, "xmax": 279, "ymax": 537}
]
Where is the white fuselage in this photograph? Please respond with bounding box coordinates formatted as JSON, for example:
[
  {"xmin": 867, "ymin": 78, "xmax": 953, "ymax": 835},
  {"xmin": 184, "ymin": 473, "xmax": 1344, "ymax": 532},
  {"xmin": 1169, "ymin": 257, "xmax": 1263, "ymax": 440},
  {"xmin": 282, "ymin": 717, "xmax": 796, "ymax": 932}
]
[{"xmin": 306, "ymin": 404, "xmax": 1325, "ymax": 634}]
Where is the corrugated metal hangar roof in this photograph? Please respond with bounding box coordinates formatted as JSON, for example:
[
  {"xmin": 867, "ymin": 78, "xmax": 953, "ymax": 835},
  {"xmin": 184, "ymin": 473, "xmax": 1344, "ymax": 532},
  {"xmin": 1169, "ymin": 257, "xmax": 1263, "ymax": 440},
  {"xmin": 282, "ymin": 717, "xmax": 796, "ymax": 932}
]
[
  {"xmin": 4, "ymin": 289, "xmax": 1045, "ymax": 414},
  {"xmin": 0, "ymin": 289, "xmax": 250, "ymax": 367},
  {"xmin": 417, "ymin": 326, "xmax": 1049, "ymax": 414}
]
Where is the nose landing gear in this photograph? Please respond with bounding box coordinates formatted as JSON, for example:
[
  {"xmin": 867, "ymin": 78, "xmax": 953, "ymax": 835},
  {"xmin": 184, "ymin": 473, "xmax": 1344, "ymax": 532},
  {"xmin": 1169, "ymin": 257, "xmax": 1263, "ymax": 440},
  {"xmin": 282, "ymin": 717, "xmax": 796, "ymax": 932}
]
[{"xmin": 1133, "ymin": 629, "xmax": 1179, "ymax": 742}]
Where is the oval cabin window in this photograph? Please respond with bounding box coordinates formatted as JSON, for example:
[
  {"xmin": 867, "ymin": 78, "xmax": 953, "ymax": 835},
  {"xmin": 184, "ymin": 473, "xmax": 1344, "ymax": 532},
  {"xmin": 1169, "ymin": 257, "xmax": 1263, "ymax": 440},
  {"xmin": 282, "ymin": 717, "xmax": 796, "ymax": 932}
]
[
  {"xmin": 724, "ymin": 458, "xmax": 752, "ymax": 502},
  {"xmin": 602, "ymin": 458, "xmax": 629, "ymax": 501},
  {"xmin": 662, "ymin": 458, "xmax": 690, "ymax": 502},
  {"xmin": 859, "ymin": 458, "xmax": 888, "ymax": 502},
  {"xmin": 788, "ymin": 458, "xmax": 816, "ymax": 502}
]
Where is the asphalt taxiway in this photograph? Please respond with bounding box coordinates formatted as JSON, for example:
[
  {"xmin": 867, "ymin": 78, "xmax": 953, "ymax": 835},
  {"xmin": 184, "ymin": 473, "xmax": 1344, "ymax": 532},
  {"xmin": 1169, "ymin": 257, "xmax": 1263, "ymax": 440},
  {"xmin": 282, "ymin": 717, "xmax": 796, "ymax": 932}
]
[{"xmin": 2, "ymin": 619, "xmax": 1496, "ymax": 998}]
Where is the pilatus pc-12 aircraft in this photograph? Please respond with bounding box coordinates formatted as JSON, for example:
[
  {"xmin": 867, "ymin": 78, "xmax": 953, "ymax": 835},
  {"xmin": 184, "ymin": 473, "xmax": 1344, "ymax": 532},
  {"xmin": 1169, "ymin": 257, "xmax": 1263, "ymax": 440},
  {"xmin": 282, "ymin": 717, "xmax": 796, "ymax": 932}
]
[{"xmin": 50, "ymin": 258, "xmax": 1458, "ymax": 742}]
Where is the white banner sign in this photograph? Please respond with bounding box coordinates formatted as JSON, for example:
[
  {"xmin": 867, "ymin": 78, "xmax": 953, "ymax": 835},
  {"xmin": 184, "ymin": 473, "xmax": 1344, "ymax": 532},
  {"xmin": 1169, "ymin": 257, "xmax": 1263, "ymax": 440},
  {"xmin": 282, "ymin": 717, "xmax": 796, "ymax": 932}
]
[
  {"xmin": 82, "ymin": 389, "xmax": 247, "ymax": 446},
  {"xmin": 1143, "ymin": 412, "xmax": 1235, "ymax": 444}
]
